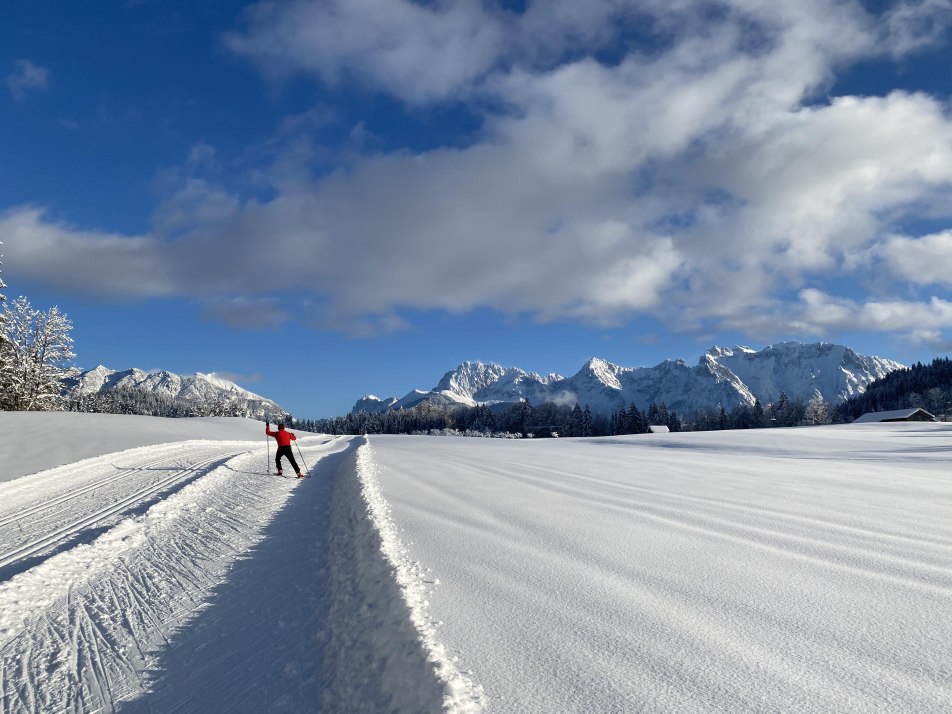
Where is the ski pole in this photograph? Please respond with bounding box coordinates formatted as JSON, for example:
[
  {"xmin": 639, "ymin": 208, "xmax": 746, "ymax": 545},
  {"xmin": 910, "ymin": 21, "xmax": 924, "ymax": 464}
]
[
  {"xmin": 266, "ymin": 424, "xmax": 270, "ymax": 473},
  {"xmin": 295, "ymin": 440, "xmax": 309, "ymax": 475}
]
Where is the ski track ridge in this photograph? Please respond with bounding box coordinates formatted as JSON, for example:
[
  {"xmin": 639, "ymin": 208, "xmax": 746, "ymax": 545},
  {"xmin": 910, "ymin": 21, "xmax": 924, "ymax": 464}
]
[
  {"xmin": 1, "ymin": 434, "xmax": 487, "ymax": 713},
  {"xmin": 0, "ymin": 443, "xmax": 217, "ymax": 530},
  {"xmin": 347, "ymin": 442, "xmax": 487, "ymax": 713},
  {"xmin": 0, "ymin": 440, "xmax": 308, "ymax": 713},
  {"xmin": 0, "ymin": 450, "xmax": 246, "ymax": 575}
]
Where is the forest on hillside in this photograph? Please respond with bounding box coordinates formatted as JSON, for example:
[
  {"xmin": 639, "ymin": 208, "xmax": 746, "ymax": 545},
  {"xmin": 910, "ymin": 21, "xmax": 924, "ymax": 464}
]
[{"xmin": 832, "ymin": 357, "xmax": 952, "ymax": 422}]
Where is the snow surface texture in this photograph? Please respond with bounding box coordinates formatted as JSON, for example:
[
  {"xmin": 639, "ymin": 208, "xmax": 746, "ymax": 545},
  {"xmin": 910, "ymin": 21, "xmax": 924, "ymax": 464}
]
[
  {"xmin": 2, "ymin": 414, "xmax": 950, "ymax": 713},
  {"xmin": 353, "ymin": 445, "xmax": 487, "ymax": 713},
  {"xmin": 0, "ymin": 415, "xmax": 467, "ymax": 713},
  {"xmin": 0, "ymin": 412, "xmax": 268, "ymax": 483},
  {"xmin": 367, "ymin": 424, "xmax": 952, "ymax": 713}
]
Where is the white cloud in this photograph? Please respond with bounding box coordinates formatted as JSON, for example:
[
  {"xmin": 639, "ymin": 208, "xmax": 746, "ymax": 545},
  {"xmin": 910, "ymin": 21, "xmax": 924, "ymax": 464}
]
[
  {"xmin": 792, "ymin": 289, "xmax": 952, "ymax": 333},
  {"xmin": 7, "ymin": 1, "xmax": 952, "ymax": 342},
  {"xmin": 905, "ymin": 328, "xmax": 952, "ymax": 351},
  {"xmin": 0, "ymin": 207, "xmax": 172, "ymax": 299},
  {"xmin": 5, "ymin": 59, "xmax": 50, "ymax": 102},
  {"xmin": 878, "ymin": 231, "xmax": 952, "ymax": 286},
  {"xmin": 224, "ymin": 0, "xmax": 508, "ymax": 105},
  {"xmin": 884, "ymin": 0, "xmax": 952, "ymax": 56}
]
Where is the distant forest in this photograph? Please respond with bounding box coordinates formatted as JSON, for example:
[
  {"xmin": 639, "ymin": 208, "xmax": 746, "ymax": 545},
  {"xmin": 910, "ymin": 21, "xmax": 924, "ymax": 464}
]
[
  {"xmin": 67, "ymin": 387, "xmax": 288, "ymax": 422},
  {"xmin": 831, "ymin": 357, "xmax": 952, "ymax": 422},
  {"xmin": 299, "ymin": 392, "xmax": 828, "ymax": 437},
  {"xmin": 298, "ymin": 357, "xmax": 951, "ymax": 437}
]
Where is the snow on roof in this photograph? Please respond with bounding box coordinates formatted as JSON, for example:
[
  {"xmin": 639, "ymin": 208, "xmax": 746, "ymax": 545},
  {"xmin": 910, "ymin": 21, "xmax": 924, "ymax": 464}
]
[
  {"xmin": 853, "ymin": 408, "xmax": 936, "ymax": 423},
  {"xmin": 648, "ymin": 424, "xmax": 670, "ymax": 433}
]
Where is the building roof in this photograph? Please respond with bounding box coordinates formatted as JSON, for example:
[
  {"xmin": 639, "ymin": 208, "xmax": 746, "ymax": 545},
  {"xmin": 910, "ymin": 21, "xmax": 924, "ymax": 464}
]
[{"xmin": 853, "ymin": 408, "xmax": 937, "ymax": 423}]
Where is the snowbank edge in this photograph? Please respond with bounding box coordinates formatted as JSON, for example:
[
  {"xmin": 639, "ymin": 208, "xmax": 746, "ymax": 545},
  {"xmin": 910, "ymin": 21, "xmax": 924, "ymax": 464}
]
[{"xmin": 321, "ymin": 439, "xmax": 487, "ymax": 713}]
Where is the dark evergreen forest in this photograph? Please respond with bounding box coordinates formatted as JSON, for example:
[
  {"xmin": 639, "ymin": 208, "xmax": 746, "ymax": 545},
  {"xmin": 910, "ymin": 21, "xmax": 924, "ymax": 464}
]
[{"xmin": 831, "ymin": 357, "xmax": 952, "ymax": 422}]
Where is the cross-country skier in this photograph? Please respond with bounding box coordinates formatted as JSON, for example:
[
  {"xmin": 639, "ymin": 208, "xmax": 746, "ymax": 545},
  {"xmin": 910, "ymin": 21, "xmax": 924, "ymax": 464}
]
[{"xmin": 266, "ymin": 423, "xmax": 305, "ymax": 478}]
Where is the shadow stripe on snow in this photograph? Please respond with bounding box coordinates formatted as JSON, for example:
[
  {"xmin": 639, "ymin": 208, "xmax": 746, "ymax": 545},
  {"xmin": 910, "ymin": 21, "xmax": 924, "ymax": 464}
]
[{"xmin": 321, "ymin": 438, "xmax": 486, "ymax": 714}]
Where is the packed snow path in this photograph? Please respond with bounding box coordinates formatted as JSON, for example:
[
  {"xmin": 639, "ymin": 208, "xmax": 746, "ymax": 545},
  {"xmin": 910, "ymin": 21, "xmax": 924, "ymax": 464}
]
[
  {"xmin": 3, "ymin": 420, "xmax": 951, "ymax": 713},
  {"xmin": 0, "ymin": 433, "xmax": 382, "ymax": 713},
  {"xmin": 365, "ymin": 423, "xmax": 952, "ymax": 713}
]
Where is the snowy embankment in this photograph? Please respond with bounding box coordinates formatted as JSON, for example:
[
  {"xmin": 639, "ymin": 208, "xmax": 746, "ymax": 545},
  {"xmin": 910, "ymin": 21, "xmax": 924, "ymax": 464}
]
[
  {"xmin": 0, "ymin": 414, "xmax": 464, "ymax": 713},
  {"xmin": 366, "ymin": 423, "xmax": 952, "ymax": 713}
]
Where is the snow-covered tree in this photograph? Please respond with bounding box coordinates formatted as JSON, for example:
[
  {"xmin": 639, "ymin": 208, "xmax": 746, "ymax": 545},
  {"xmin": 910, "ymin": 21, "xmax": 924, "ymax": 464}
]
[
  {"xmin": 804, "ymin": 393, "xmax": 831, "ymax": 426},
  {"xmin": 0, "ymin": 296, "xmax": 78, "ymax": 411},
  {"xmin": 0, "ymin": 242, "xmax": 8, "ymax": 393},
  {"xmin": 0, "ymin": 241, "xmax": 6, "ymax": 309}
]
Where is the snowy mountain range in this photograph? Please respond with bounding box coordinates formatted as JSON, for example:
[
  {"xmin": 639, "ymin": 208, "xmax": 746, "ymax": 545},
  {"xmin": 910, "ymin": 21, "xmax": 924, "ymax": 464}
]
[
  {"xmin": 353, "ymin": 342, "xmax": 904, "ymax": 416},
  {"xmin": 68, "ymin": 366, "xmax": 287, "ymax": 420}
]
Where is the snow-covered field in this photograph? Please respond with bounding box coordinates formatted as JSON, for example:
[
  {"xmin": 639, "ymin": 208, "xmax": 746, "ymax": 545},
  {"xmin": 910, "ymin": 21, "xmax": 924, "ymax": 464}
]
[{"xmin": 0, "ymin": 415, "xmax": 950, "ymax": 713}]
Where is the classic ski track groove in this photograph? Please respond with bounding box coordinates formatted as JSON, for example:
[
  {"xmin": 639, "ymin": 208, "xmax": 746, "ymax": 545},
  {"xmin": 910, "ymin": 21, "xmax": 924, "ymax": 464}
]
[
  {"xmin": 0, "ymin": 449, "xmax": 247, "ymax": 573},
  {"xmin": 0, "ymin": 444, "xmax": 216, "ymax": 531},
  {"xmin": 0, "ymin": 440, "xmax": 353, "ymax": 714}
]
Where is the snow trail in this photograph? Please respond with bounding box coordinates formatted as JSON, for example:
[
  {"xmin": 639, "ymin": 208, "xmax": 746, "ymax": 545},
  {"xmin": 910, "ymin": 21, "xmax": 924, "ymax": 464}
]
[
  {"xmin": 0, "ymin": 429, "xmax": 485, "ymax": 714},
  {"xmin": 0, "ymin": 442, "xmax": 248, "ymax": 579},
  {"xmin": 0, "ymin": 436, "xmax": 350, "ymax": 712},
  {"xmin": 339, "ymin": 443, "xmax": 486, "ymax": 713}
]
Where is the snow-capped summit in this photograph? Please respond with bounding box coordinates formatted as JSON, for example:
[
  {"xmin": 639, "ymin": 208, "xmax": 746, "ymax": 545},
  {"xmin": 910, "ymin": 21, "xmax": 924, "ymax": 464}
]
[
  {"xmin": 579, "ymin": 357, "xmax": 623, "ymax": 390},
  {"xmin": 703, "ymin": 342, "xmax": 904, "ymax": 404},
  {"xmin": 353, "ymin": 395, "xmax": 399, "ymax": 414},
  {"xmin": 68, "ymin": 367, "xmax": 287, "ymax": 420},
  {"xmin": 435, "ymin": 362, "xmax": 562, "ymax": 405},
  {"xmin": 350, "ymin": 342, "xmax": 904, "ymax": 416}
]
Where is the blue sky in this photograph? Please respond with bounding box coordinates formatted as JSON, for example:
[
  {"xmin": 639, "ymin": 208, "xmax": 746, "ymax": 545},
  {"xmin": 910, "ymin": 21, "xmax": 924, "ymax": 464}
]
[{"xmin": 3, "ymin": 0, "xmax": 952, "ymax": 418}]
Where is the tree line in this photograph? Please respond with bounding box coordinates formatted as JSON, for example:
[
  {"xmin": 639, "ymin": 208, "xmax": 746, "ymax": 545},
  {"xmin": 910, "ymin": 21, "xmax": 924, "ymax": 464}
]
[
  {"xmin": 299, "ymin": 389, "xmax": 850, "ymax": 438},
  {"xmin": 831, "ymin": 358, "xmax": 952, "ymax": 422},
  {"xmin": 299, "ymin": 399, "xmax": 685, "ymax": 437},
  {"xmin": 66, "ymin": 385, "xmax": 288, "ymax": 422}
]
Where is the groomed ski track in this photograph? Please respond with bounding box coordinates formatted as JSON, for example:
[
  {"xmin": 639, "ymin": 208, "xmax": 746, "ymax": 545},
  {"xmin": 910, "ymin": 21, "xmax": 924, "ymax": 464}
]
[{"xmin": 0, "ymin": 434, "xmax": 469, "ymax": 713}]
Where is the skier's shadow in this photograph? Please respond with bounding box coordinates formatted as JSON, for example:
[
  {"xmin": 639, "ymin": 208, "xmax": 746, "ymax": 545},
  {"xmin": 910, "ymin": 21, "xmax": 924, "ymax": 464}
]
[{"xmin": 118, "ymin": 438, "xmax": 359, "ymax": 714}]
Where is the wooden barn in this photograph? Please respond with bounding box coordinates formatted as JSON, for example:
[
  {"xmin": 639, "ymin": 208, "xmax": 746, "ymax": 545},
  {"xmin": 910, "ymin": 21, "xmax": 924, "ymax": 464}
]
[{"xmin": 853, "ymin": 408, "xmax": 938, "ymax": 424}]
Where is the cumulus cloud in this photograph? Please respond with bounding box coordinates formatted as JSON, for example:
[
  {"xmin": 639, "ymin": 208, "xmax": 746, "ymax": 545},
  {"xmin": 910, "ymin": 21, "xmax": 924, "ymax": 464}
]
[
  {"xmin": 0, "ymin": 206, "xmax": 173, "ymax": 298},
  {"xmin": 732, "ymin": 289, "xmax": 952, "ymax": 335},
  {"xmin": 6, "ymin": 1, "xmax": 952, "ymax": 343},
  {"xmin": 5, "ymin": 59, "xmax": 50, "ymax": 101},
  {"xmin": 906, "ymin": 329, "xmax": 952, "ymax": 351},
  {"xmin": 223, "ymin": 0, "xmax": 509, "ymax": 104},
  {"xmin": 878, "ymin": 231, "xmax": 952, "ymax": 286}
]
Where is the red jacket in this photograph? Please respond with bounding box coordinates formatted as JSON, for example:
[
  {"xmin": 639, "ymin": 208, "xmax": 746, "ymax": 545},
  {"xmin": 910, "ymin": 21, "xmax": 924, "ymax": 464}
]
[{"xmin": 266, "ymin": 425, "xmax": 296, "ymax": 447}]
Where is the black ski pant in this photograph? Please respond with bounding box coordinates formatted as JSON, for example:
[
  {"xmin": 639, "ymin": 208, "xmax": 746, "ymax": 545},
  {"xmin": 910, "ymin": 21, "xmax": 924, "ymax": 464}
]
[{"xmin": 275, "ymin": 445, "xmax": 300, "ymax": 474}]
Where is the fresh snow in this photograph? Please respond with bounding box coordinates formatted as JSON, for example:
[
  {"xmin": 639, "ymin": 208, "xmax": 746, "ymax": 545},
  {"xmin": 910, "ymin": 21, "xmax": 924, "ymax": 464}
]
[
  {"xmin": 1, "ymin": 414, "xmax": 950, "ymax": 713},
  {"xmin": 0, "ymin": 412, "xmax": 268, "ymax": 483},
  {"xmin": 363, "ymin": 424, "xmax": 952, "ymax": 713}
]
